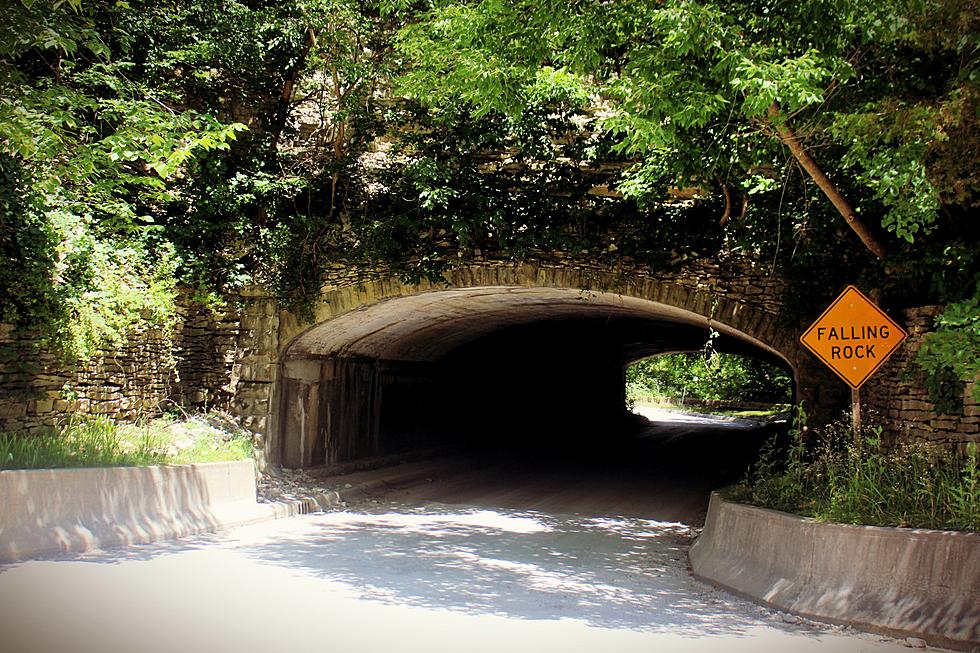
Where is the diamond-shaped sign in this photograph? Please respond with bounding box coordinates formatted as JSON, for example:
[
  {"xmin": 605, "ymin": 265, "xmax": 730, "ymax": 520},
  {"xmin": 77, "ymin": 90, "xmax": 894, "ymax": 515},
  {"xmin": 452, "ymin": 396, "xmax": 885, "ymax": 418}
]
[{"xmin": 801, "ymin": 285, "xmax": 908, "ymax": 389}]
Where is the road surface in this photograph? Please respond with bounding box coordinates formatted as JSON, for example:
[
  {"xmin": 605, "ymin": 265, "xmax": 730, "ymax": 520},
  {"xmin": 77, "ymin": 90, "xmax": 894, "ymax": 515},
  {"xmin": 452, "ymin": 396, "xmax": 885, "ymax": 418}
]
[{"xmin": 0, "ymin": 411, "xmax": 929, "ymax": 652}]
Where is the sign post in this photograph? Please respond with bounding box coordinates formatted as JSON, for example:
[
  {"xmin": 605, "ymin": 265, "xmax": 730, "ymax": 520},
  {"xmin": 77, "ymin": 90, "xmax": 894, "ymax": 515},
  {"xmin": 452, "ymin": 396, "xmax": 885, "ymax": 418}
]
[
  {"xmin": 851, "ymin": 387, "xmax": 861, "ymax": 439},
  {"xmin": 800, "ymin": 285, "xmax": 907, "ymax": 439}
]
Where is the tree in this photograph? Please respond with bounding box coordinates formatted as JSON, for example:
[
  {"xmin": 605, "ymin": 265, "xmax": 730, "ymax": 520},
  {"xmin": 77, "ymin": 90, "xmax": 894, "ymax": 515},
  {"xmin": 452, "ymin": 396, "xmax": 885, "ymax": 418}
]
[
  {"xmin": 390, "ymin": 0, "xmax": 978, "ymax": 258},
  {"xmin": 0, "ymin": 0, "xmax": 246, "ymax": 355},
  {"xmin": 2, "ymin": 0, "xmax": 977, "ymax": 404}
]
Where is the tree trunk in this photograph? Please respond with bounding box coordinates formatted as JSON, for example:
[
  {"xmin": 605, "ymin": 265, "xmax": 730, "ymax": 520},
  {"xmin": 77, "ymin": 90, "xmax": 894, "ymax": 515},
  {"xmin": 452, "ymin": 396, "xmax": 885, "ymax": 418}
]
[
  {"xmin": 767, "ymin": 103, "xmax": 887, "ymax": 261},
  {"xmin": 717, "ymin": 178, "xmax": 733, "ymax": 226}
]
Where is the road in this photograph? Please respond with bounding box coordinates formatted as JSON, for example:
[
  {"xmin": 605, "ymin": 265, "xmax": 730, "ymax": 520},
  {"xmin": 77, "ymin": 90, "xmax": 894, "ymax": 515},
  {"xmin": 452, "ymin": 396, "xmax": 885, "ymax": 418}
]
[{"xmin": 0, "ymin": 411, "xmax": 928, "ymax": 653}]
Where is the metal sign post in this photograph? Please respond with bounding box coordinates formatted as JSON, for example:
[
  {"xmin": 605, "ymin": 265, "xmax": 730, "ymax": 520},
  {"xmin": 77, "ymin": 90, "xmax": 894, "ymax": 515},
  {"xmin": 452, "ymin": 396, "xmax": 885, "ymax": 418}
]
[{"xmin": 851, "ymin": 387, "xmax": 861, "ymax": 442}]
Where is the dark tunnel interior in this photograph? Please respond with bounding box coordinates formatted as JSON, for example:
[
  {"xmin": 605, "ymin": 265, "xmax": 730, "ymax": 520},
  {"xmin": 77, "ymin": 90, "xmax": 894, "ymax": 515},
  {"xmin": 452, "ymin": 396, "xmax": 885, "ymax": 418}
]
[
  {"xmin": 430, "ymin": 318, "xmax": 716, "ymax": 446},
  {"xmin": 277, "ymin": 287, "xmax": 793, "ymax": 521}
]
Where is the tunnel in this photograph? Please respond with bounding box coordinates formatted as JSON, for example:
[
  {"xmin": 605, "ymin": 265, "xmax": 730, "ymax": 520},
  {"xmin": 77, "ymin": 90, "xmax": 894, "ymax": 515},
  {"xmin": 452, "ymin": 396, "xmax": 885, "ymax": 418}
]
[{"xmin": 275, "ymin": 285, "xmax": 794, "ymax": 488}]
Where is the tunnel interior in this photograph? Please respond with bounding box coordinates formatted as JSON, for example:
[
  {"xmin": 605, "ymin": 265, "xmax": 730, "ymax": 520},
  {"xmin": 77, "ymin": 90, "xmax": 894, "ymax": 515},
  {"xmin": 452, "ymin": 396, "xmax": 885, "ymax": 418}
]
[{"xmin": 279, "ymin": 286, "xmax": 793, "ymax": 485}]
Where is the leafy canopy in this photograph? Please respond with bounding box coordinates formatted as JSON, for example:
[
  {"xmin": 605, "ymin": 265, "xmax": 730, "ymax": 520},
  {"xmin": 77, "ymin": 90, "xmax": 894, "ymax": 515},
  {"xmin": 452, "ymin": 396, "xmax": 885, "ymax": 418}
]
[
  {"xmin": 1, "ymin": 0, "xmax": 245, "ymax": 355},
  {"xmin": 388, "ymin": 0, "xmax": 979, "ymax": 401},
  {"xmin": 391, "ymin": 0, "xmax": 978, "ymax": 246}
]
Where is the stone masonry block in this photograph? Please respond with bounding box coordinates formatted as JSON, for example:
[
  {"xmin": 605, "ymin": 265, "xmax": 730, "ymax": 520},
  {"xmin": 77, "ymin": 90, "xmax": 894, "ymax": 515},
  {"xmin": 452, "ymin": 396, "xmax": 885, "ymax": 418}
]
[{"xmin": 0, "ymin": 403, "xmax": 28, "ymax": 418}]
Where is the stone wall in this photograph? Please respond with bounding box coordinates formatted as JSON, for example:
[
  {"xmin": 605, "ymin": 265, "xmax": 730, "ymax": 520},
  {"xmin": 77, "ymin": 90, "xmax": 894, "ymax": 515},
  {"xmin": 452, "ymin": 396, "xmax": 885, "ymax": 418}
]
[
  {"xmin": 0, "ymin": 324, "xmax": 177, "ymax": 432},
  {"xmin": 2, "ymin": 257, "xmax": 977, "ymax": 467},
  {"xmin": 0, "ymin": 287, "xmax": 280, "ymax": 465},
  {"xmin": 863, "ymin": 306, "xmax": 979, "ymax": 451},
  {"xmin": 314, "ymin": 250, "xmax": 789, "ymax": 310}
]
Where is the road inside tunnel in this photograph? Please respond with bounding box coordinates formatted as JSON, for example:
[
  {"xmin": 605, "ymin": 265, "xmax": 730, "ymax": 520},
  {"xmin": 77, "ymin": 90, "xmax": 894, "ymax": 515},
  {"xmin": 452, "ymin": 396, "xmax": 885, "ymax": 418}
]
[{"xmin": 332, "ymin": 406, "xmax": 789, "ymax": 527}]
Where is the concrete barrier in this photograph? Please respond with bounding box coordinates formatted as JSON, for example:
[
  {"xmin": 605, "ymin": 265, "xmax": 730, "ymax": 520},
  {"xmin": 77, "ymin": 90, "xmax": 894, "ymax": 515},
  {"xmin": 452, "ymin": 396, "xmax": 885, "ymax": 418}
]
[
  {"xmin": 0, "ymin": 460, "xmax": 270, "ymax": 562},
  {"xmin": 689, "ymin": 492, "xmax": 980, "ymax": 650}
]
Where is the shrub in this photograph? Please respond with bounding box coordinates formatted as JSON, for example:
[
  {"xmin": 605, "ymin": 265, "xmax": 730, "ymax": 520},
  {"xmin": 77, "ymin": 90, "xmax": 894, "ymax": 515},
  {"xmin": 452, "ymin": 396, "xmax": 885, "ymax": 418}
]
[
  {"xmin": 626, "ymin": 351, "xmax": 793, "ymax": 404},
  {"xmin": 730, "ymin": 405, "xmax": 979, "ymax": 531}
]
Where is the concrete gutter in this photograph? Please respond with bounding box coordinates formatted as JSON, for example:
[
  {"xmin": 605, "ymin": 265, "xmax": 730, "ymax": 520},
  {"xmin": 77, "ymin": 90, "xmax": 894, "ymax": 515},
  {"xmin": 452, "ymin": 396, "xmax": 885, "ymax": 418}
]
[
  {"xmin": 0, "ymin": 460, "xmax": 284, "ymax": 562},
  {"xmin": 689, "ymin": 492, "xmax": 980, "ymax": 650}
]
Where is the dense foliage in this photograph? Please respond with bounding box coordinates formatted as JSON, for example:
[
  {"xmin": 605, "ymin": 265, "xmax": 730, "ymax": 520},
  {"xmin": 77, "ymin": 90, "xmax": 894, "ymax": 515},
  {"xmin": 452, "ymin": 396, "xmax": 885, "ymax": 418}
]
[
  {"xmin": 1, "ymin": 0, "xmax": 248, "ymax": 355},
  {"xmin": 627, "ymin": 352, "xmax": 793, "ymax": 404},
  {"xmin": 1, "ymin": 0, "xmax": 977, "ymax": 396},
  {"xmin": 731, "ymin": 407, "xmax": 979, "ymax": 530}
]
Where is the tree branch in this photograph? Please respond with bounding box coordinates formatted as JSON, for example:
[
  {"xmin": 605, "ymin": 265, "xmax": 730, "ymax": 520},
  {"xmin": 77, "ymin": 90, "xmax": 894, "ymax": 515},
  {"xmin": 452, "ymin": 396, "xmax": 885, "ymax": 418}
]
[
  {"xmin": 281, "ymin": 28, "xmax": 317, "ymax": 104},
  {"xmin": 717, "ymin": 177, "xmax": 733, "ymax": 226},
  {"xmin": 767, "ymin": 102, "xmax": 887, "ymax": 261}
]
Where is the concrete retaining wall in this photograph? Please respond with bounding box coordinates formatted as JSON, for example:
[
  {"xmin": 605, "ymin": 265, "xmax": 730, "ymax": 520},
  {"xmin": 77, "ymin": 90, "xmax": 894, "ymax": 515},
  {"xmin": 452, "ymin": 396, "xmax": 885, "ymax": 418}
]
[
  {"xmin": 0, "ymin": 460, "xmax": 264, "ymax": 562},
  {"xmin": 689, "ymin": 493, "xmax": 980, "ymax": 650}
]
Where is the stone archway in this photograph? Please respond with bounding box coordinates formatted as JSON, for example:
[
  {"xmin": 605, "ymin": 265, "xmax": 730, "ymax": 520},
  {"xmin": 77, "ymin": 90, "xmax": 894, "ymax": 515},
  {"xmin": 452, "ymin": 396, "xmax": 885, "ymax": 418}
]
[{"xmin": 269, "ymin": 261, "xmax": 813, "ymax": 468}]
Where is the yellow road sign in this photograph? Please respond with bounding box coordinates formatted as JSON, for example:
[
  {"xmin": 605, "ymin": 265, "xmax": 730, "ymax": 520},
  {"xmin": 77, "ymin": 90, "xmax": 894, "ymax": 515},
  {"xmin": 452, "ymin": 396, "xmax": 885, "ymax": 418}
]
[{"xmin": 800, "ymin": 285, "xmax": 908, "ymax": 389}]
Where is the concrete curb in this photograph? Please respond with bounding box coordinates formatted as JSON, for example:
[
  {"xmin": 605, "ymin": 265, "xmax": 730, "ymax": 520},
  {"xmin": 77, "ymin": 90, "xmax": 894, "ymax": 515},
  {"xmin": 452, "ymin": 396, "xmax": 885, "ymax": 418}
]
[
  {"xmin": 689, "ymin": 492, "xmax": 980, "ymax": 650},
  {"xmin": 0, "ymin": 460, "xmax": 289, "ymax": 562},
  {"xmin": 0, "ymin": 457, "xmax": 452, "ymax": 563},
  {"xmin": 0, "ymin": 460, "xmax": 264, "ymax": 562}
]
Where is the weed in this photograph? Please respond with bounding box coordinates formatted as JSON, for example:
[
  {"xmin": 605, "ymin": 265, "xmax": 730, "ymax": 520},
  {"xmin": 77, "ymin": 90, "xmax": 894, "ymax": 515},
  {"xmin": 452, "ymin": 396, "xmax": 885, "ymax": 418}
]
[
  {"xmin": 731, "ymin": 405, "xmax": 979, "ymax": 531},
  {"xmin": 0, "ymin": 413, "xmax": 253, "ymax": 470}
]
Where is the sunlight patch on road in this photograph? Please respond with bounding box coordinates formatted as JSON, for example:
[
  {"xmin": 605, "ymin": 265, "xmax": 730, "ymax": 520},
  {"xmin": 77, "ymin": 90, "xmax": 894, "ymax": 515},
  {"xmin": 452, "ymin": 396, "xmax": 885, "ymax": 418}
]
[
  {"xmin": 632, "ymin": 405, "xmax": 739, "ymax": 424},
  {"xmin": 452, "ymin": 550, "xmax": 623, "ymax": 598},
  {"xmin": 582, "ymin": 516, "xmax": 692, "ymax": 536},
  {"xmin": 316, "ymin": 509, "xmax": 553, "ymax": 535}
]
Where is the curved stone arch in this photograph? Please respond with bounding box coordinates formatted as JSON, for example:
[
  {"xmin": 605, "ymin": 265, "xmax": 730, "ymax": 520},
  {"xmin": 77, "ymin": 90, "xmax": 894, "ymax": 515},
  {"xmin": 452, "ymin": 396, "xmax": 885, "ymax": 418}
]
[
  {"xmin": 270, "ymin": 261, "xmax": 807, "ymax": 467},
  {"xmin": 279, "ymin": 261, "xmax": 803, "ymax": 368}
]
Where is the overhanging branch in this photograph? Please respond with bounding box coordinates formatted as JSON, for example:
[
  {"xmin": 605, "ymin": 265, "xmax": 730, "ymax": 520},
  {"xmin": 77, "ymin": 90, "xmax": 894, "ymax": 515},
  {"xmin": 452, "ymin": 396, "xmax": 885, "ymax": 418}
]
[{"xmin": 767, "ymin": 102, "xmax": 887, "ymax": 261}]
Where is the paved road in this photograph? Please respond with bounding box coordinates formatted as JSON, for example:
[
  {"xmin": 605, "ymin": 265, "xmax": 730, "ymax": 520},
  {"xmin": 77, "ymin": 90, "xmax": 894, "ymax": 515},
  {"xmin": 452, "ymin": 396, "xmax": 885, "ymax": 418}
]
[
  {"xmin": 0, "ymin": 412, "xmax": 929, "ymax": 652},
  {"xmin": 0, "ymin": 505, "xmax": 923, "ymax": 653}
]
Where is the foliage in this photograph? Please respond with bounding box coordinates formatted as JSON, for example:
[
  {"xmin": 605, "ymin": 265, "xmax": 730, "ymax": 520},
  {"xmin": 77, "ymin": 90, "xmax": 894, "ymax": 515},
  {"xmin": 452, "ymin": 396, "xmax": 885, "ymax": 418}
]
[
  {"xmin": 358, "ymin": 95, "xmax": 730, "ymax": 278},
  {"xmin": 385, "ymin": 0, "xmax": 980, "ymax": 400},
  {"xmin": 2, "ymin": 0, "xmax": 393, "ymax": 339},
  {"xmin": 626, "ymin": 352, "xmax": 793, "ymax": 405},
  {"xmin": 830, "ymin": 102, "xmax": 943, "ymax": 243},
  {"xmin": 731, "ymin": 405, "xmax": 980, "ymax": 531},
  {"xmin": 389, "ymin": 0, "xmax": 978, "ymax": 249},
  {"xmin": 0, "ymin": 0, "xmax": 246, "ymax": 356},
  {"xmin": 0, "ymin": 152, "xmax": 183, "ymax": 357},
  {"xmin": 0, "ymin": 413, "xmax": 252, "ymax": 469},
  {"xmin": 1, "ymin": 0, "xmax": 977, "ymax": 379},
  {"xmin": 916, "ymin": 284, "xmax": 980, "ymax": 408}
]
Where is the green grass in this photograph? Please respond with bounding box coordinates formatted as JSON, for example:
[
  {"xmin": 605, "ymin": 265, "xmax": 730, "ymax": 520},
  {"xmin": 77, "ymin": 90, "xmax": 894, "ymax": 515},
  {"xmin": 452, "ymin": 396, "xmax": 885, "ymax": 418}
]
[
  {"xmin": 722, "ymin": 408, "xmax": 790, "ymax": 419},
  {"xmin": 0, "ymin": 414, "xmax": 253, "ymax": 470},
  {"xmin": 632, "ymin": 395, "xmax": 790, "ymax": 419},
  {"xmin": 730, "ymin": 406, "xmax": 980, "ymax": 532}
]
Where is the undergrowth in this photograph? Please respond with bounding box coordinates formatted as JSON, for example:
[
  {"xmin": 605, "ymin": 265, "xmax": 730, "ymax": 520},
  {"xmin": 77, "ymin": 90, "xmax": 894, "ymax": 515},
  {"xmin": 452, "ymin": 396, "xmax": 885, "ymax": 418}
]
[
  {"xmin": 0, "ymin": 414, "xmax": 252, "ymax": 470},
  {"xmin": 730, "ymin": 405, "xmax": 979, "ymax": 532}
]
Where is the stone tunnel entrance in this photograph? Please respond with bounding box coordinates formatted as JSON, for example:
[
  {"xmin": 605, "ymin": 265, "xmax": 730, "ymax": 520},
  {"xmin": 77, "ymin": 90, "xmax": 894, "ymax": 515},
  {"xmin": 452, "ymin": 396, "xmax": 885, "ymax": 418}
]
[{"xmin": 274, "ymin": 282, "xmax": 796, "ymax": 470}]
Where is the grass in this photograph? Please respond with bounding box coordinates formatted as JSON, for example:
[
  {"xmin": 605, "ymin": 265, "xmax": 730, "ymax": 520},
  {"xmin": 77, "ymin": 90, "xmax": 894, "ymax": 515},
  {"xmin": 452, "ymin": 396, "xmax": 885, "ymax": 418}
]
[
  {"xmin": 729, "ymin": 406, "xmax": 980, "ymax": 532},
  {"xmin": 632, "ymin": 395, "xmax": 790, "ymax": 419},
  {"xmin": 0, "ymin": 413, "xmax": 253, "ymax": 470},
  {"xmin": 722, "ymin": 408, "xmax": 790, "ymax": 419}
]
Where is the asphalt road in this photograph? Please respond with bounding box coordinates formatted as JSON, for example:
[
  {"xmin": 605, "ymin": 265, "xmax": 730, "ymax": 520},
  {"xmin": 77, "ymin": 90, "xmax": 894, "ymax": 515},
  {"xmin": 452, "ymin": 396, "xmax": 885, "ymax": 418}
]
[
  {"xmin": 0, "ymin": 410, "xmax": 930, "ymax": 653},
  {"xmin": 371, "ymin": 404, "xmax": 787, "ymax": 525}
]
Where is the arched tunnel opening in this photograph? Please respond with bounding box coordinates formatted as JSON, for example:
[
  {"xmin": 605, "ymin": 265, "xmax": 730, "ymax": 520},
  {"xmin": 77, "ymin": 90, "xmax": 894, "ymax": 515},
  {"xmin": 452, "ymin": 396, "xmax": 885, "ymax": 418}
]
[{"xmin": 277, "ymin": 286, "xmax": 795, "ymax": 523}]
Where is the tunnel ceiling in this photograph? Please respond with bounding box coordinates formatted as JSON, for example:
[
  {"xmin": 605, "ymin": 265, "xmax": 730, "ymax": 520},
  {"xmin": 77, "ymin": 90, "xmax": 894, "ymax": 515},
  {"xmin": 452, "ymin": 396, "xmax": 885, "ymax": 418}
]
[{"xmin": 286, "ymin": 286, "xmax": 789, "ymax": 368}]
